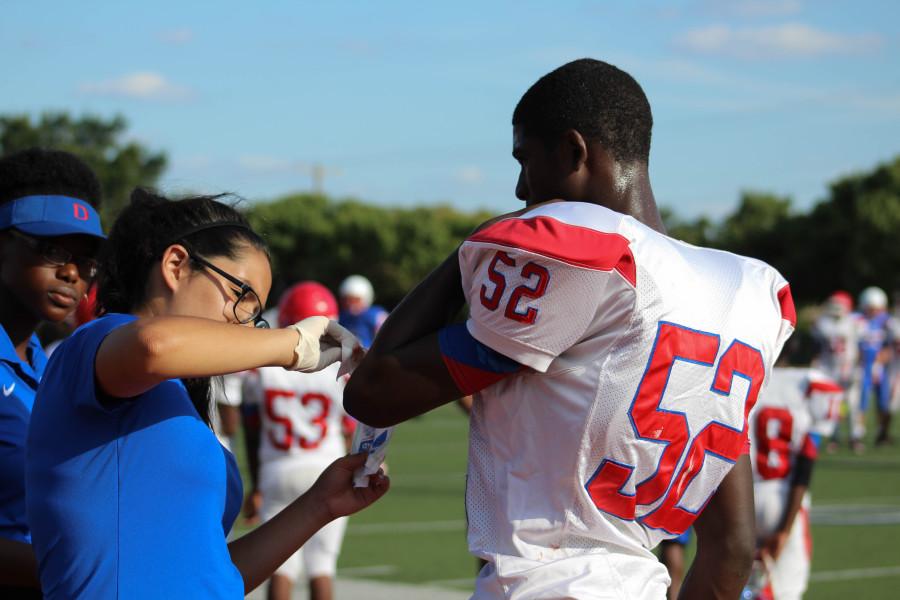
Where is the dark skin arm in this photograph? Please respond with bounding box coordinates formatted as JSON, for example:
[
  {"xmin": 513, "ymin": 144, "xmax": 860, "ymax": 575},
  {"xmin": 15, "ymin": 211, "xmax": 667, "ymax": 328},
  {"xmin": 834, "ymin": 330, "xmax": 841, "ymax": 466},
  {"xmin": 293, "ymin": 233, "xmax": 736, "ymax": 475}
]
[
  {"xmin": 343, "ymin": 249, "xmax": 467, "ymax": 427},
  {"xmin": 217, "ymin": 404, "xmax": 240, "ymax": 438},
  {"xmin": 344, "ymin": 207, "xmax": 533, "ymax": 427},
  {"xmin": 762, "ymin": 455, "xmax": 813, "ymax": 561},
  {"xmin": 761, "ymin": 483, "xmax": 806, "ymax": 562},
  {"xmin": 240, "ymin": 400, "xmax": 262, "ymax": 523},
  {"xmin": 0, "ymin": 538, "xmax": 39, "ymax": 589},
  {"xmin": 678, "ymin": 455, "xmax": 756, "ymax": 600}
]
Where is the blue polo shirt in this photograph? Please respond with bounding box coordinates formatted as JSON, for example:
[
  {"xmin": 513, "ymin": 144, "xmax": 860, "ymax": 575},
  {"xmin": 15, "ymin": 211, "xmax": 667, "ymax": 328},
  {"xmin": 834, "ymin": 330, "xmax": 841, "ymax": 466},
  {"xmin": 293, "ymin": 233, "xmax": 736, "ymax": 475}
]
[
  {"xmin": 0, "ymin": 327, "xmax": 46, "ymax": 544},
  {"xmin": 26, "ymin": 314, "xmax": 244, "ymax": 599}
]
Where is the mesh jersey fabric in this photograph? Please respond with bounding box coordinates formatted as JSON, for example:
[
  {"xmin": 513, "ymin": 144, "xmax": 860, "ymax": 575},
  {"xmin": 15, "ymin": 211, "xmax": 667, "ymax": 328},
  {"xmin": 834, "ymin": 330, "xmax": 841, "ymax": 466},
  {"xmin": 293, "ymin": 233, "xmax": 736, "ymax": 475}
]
[{"xmin": 458, "ymin": 201, "xmax": 794, "ymax": 597}]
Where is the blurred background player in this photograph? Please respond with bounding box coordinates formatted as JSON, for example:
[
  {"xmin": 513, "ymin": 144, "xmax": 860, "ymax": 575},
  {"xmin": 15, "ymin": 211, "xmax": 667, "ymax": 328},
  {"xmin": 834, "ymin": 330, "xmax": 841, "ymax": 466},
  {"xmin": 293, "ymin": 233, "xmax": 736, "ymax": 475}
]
[
  {"xmin": 811, "ymin": 291, "xmax": 861, "ymax": 452},
  {"xmin": 855, "ymin": 286, "xmax": 896, "ymax": 448},
  {"xmin": 338, "ymin": 274, "xmax": 387, "ymax": 348},
  {"xmin": 0, "ymin": 148, "xmax": 104, "ymax": 597},
  {"xmin": 747, "ymin": 360, "xmax": 842, "ymax": 599},
  {"xmin": 242, "ymin": 281, "xmax": 357, "ymax": 600}
]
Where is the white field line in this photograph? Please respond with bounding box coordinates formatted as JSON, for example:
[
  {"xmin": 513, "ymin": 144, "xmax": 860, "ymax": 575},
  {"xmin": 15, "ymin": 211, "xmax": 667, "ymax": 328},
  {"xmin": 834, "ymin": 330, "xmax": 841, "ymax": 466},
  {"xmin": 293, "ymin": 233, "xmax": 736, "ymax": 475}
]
[
  {"xmin": 344, "ymin": 496, "xmax": 900, "ymax": 538},
  {"xmin": 820, "ymin": 456, "xmax": 900, "ymax": 465},
  {"xmin": 816, "ymin": 496, "xmax": 900, "ymax": 505},
  {"xmin": 810, "ymin": 502, "xmax": 900, "ymax": 525},
  {"xmin": 810, "ymin": 565, "xmax": 900, "ymax": 583},
  {"xmin": 424, "ymin": 577, "xmax": 478, "ymax": 588}
]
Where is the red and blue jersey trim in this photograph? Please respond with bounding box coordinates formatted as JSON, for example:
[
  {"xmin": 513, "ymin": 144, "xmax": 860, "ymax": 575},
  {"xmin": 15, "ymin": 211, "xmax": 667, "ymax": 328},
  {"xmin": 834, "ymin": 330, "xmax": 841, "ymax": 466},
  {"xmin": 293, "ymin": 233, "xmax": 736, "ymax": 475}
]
[
  {"xmin": 778, "ymin": 284, "xmax": 796, "ymax": 327},
  {"xmin": 438, "ymin": 323, "xmax": 522, "ymax": 395},
  {"xmin": 468, "ymin": 216, "xmax": 637, "ymax": 287},
  {"xmin": 800, "ymin": 432, "xmax": 820, "ymax": 460}
]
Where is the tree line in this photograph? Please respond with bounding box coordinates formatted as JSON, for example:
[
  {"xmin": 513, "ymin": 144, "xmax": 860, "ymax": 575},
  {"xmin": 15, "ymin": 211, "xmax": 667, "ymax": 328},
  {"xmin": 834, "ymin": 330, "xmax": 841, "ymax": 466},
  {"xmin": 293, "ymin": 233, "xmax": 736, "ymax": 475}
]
[{"xmin": 3, "ymin": 113, "xmax": 898, "ymax": 313}]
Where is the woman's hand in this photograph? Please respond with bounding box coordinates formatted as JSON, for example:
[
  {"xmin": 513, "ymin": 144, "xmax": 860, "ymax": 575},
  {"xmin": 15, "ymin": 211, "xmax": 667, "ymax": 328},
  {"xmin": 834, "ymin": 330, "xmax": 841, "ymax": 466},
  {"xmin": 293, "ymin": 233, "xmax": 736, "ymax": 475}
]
[{"xmin": 307, "ymin": 453, "xmax": 390, "ymax": 521}]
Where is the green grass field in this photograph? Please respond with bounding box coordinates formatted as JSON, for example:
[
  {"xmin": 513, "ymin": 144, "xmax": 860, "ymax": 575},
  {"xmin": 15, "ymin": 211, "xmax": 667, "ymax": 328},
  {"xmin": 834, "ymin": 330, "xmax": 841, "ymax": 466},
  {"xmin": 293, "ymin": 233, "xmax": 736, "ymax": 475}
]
[{"xmin": 235, "ymin": 404, "xmax": 900, "ymax": 598}]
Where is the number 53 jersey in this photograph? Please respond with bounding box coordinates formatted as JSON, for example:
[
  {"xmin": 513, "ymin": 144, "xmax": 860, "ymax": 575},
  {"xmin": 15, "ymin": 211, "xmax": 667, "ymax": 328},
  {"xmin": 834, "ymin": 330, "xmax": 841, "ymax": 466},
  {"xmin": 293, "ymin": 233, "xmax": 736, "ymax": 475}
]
[
  {"xmin": 242, "ymin": 364, "xmax": 352, "ymax": 475},
  {"xmin": 458, "ymin": 202, "xmax": 795, "ymax": 571}
]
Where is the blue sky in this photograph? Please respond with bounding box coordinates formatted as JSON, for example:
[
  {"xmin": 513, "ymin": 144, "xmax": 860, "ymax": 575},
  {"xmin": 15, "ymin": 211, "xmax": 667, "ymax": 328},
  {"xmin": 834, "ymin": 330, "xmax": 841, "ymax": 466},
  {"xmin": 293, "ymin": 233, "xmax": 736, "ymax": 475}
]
[{"xmin": 2, "ymin": 0, "xmax": 898, "ymax": 219}]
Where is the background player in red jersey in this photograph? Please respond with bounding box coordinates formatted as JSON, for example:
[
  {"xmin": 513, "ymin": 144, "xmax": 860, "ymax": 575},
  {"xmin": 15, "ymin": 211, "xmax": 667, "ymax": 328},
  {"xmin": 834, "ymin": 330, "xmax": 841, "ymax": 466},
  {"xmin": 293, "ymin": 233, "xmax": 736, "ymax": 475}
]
[
  {"xmin": 747, "ymin": 361, "xmax": 842, "ymax": 599},
  {"xmin": 242, "ymin": 282, "xmax": 357, "ymax": 600},
  {"xmin": 811, "ymin": 291, "xmax": 861, "ymax": 452},
  {"xmin": 345, "ymin": 59, "xmax": 794, "ymax": 599}
]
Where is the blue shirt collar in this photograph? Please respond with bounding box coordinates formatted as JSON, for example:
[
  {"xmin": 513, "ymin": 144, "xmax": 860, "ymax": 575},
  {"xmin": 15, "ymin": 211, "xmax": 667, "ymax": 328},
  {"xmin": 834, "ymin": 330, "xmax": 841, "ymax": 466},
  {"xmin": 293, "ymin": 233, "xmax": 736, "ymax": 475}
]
[{"xmin": 0, "ymin": 325, "xmax": 47, "ymax": 386}]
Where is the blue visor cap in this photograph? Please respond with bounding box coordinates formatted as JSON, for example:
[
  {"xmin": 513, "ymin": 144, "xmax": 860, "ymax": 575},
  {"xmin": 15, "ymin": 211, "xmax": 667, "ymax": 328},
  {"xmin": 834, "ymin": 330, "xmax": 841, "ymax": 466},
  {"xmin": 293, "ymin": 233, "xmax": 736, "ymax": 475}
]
[{"xmin": 0, "ymin": 195, "xmax": 105, "ymax": 239}]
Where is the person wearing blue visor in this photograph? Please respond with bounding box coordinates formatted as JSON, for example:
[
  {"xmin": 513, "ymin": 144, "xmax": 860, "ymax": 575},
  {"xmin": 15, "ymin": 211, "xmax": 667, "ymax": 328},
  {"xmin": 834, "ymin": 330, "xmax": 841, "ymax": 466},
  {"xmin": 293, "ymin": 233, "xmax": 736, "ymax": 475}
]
[{"xmin": 0, "ymin": 148, "xmax": 104, "ymax": 598}]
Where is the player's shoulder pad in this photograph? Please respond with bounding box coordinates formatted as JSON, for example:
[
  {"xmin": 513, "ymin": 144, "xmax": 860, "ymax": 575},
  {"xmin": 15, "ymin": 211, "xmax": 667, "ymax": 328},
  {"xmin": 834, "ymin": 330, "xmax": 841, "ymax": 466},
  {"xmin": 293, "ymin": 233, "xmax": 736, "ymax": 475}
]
[{"xmin": 465, "ymin": 202, "xmax": 636, "ymax": 286}]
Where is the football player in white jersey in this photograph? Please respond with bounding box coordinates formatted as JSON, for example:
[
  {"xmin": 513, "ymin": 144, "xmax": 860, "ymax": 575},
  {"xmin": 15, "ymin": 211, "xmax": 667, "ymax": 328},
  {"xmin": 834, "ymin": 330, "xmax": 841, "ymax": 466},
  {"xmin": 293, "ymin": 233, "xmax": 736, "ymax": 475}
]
[
  {"xmin": 345, "ymin": 58, "xmax": 795, "ymax": 599},
  {"xmin": 811, "ymin": 291, "xmax": 862, "ymax": 451},
  {"xmin": 748, "ymin": 365, "xmax": 842, "ymax": 599},
  {"xmin": 241, "ymin": 282, "xmax": 356, "ymax": 600}
]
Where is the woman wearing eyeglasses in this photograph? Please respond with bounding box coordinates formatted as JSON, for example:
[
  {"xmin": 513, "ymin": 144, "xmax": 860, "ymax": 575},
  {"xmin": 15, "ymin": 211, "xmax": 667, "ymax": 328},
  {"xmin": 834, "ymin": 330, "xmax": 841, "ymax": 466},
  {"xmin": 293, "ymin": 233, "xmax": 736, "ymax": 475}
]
[
  {"xmin": 0, "ymin": 148, "xmax": 105, "ymax": 599},
  {"xmin": 25, "ymin": 188, "xmax": 389, "ymax": 599}
]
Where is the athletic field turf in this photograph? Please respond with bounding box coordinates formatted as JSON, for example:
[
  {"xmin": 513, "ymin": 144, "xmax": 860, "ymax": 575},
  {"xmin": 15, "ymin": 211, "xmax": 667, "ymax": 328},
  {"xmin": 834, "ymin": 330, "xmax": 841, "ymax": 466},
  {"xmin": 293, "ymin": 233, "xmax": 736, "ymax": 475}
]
[{"xmin": 236, "ymin": 403, "xmax": 900, "ymax": 599}]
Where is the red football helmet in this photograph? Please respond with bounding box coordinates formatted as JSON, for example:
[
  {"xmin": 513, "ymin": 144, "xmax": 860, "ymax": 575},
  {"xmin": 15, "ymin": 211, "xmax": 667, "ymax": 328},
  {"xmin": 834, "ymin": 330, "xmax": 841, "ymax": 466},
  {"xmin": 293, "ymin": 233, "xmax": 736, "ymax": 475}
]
[
  {"xmin": 825, "ymin": 290, "xmax": 853, "ymax": 316},
  {"xmin": 278, "ymin": 281, "xmax": 338, "ymax": 327},
  {"xmin": 75, "ymin": 284, "xmax": 98, "ymax": 327}
]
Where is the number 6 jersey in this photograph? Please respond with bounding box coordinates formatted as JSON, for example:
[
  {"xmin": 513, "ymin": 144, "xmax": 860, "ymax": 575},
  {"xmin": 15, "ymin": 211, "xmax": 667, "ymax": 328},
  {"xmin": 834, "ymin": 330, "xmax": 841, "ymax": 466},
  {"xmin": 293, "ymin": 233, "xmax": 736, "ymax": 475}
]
[{"xmin": 457, "ymin": 201, "xmax": 795, "ymax": 596}]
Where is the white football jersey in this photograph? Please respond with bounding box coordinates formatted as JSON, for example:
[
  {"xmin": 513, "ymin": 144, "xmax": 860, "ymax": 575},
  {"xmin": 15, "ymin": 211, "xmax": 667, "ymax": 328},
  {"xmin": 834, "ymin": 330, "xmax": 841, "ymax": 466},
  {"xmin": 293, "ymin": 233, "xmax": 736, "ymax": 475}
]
[
  {"xmin": 811, "ymin": 313, "xmax": 860, "ymax": 383},
  {"xmin": 242, "ymin": 364, "xmax": 351, "ymax": 472},
  {"xmin": 459, "ymin": 201, "xmax": 794, "ymax": 597},
  {"xmin": 749, "ymin": 367, "xmax": 841, "ymax": 535}
]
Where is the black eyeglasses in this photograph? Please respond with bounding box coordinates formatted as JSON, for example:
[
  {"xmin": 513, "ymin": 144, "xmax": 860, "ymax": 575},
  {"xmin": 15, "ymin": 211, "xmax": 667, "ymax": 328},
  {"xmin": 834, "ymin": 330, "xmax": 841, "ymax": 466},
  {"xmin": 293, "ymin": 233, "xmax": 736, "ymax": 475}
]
[
  {"xmin": 188, "ymin": 253, "xmax": 268, "ymax": 327},
  {"xmin": 9, "ymin": 229, "xmax": 99, "ymax": 282}
]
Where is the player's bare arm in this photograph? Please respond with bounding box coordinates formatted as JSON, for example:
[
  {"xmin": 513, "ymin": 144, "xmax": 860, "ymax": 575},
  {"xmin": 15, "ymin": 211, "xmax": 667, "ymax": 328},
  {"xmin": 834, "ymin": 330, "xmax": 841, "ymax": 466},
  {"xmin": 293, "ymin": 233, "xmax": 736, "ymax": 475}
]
[
  {"xmin": 344, "ymin": 249, "xmax": 468, "ymax": 426},
  {"xmin": 94, "ymin": 316, "xmax": 334, "ymax": 399},
  {"xmin": 0, "ymin": 538, "xmax": 39, "ymax": 589},
  {"xmin": 679, "ymin": 455, "xmax": 755, "ymax": 600},
  {"xmin": 240, "ymin": 372, "xmax": 264, "ymax": 522},
  {"xmin": 344, "ymin": 206, "xmax": 535, "ymax": 426},
  {"xmin": 763, "ymin": 455, "xmax": 812, "ymax": 561}
]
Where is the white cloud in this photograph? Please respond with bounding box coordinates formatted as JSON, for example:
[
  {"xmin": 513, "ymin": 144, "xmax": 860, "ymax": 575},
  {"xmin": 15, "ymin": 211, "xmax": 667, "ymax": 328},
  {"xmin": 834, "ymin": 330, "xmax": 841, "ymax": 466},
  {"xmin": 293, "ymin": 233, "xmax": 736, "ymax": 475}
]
[
  {"xmin": 616, "ymin": 53, "xmax": 900, "ymax": 116},
  {"xmin": 157, "ymin": 28, "xmax": 194, "ymax": 45},
  {"xmin": 676, "ymin": 23, "xmax": 882, "ymax": 59},
  {"xmin": 830, "ymin": 90, "xmax": 900, "ymax": 117},
  {"xmin": 79, "ymin": 72, "xmax": 192, "ymax": 101},
  {"xmin": 701, "ymin": 0, "xmax": 803, "ymax": 18},
  {"xmin": 456, "ymin": 166, "xmax": 484, "ymax": 185}
]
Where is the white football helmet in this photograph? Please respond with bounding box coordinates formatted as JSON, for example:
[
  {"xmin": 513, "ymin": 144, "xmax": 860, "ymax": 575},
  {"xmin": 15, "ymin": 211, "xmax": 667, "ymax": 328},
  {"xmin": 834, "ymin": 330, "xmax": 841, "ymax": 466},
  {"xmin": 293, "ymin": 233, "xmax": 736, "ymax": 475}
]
[
  {"xmin": 859, "ymin": 286, "xmax": 888, "ymax": 313},
  {"xmin": 339, "ymin": 275, "xmax": 374, "ymax": 308}
]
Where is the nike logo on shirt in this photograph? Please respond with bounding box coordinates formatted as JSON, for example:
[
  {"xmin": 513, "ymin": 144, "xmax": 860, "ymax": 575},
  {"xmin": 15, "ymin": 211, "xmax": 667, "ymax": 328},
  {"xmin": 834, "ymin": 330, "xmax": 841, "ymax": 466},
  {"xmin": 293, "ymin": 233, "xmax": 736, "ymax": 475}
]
[{"xmin": 2, "ymin": 383, "xmax": 15, "ymax": 397}]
